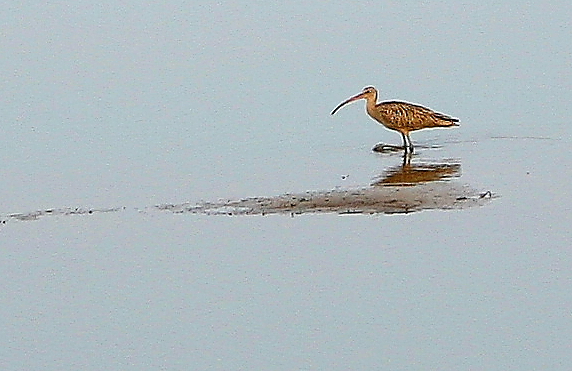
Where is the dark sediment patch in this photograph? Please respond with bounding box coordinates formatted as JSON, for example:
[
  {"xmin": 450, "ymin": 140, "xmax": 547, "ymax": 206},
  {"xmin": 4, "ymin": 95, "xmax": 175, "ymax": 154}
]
[
  {"xmin": 4, "ymin": 206, "xmax": 125, "ymax": 222},
  {"xmin": 157, "ymin": 182, "xmax": 493, "ymax": 216}
]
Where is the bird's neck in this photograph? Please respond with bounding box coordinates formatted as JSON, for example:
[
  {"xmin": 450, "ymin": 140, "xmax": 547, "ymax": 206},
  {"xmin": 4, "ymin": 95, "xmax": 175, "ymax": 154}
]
[{"xmin": 365, "ymin": 95, "xmax": 377, "ymax": 112}]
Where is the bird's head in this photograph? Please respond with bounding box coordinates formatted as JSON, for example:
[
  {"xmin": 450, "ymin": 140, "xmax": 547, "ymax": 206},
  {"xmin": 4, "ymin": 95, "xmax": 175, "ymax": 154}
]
[{"xmin": 331, "ymin": 86, "xmax": 378, "ymax": 115}]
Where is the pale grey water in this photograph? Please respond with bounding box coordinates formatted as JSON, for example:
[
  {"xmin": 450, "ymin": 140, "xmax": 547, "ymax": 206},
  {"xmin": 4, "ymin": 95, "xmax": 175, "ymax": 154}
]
[{"xmin": 1, "ymin": 1, "xmax": 572, "ymax": 370}]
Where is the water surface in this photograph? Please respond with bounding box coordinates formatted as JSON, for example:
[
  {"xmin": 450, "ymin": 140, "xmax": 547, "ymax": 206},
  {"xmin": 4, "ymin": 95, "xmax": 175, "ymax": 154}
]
[{"xmin": 1, "ymin": 1, "xmax": 571, "ymax": 370}]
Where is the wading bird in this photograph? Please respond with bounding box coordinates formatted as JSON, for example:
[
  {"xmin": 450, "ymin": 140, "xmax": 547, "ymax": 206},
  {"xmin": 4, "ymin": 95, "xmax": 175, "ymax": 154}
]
[{"xmin": 331, "ymin": 86, "xmax": 459, "ymax": 153}]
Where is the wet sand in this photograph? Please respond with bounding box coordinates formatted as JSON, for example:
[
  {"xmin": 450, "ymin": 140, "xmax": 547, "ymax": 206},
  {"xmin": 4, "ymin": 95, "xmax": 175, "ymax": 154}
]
[
  {"xmin": 159, "ymin": 156, "xmax": 493, "ymax": 216},
  {"xmin": 158, "ymin": 182, "xmax": 492, "ymax": 216}
]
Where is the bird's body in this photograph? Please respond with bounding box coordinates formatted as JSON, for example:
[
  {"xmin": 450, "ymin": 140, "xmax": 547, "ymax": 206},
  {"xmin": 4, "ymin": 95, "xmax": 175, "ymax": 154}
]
[{"xmin": 331, "ymin": 86, "xmax": 459, "ymax": 152}]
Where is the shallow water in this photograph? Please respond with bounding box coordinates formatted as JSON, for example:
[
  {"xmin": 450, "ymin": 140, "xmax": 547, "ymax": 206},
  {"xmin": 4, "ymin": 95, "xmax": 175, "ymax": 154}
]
[{"xmin": 2, "ymin": 1, "xmax": 572, "ymax": 370}]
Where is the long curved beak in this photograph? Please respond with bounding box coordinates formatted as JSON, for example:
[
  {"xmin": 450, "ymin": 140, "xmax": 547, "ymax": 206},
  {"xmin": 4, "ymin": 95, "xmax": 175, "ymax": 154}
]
[{"xmin": 330, "ymin": 92, "xmax": 367, "ymax": 115}]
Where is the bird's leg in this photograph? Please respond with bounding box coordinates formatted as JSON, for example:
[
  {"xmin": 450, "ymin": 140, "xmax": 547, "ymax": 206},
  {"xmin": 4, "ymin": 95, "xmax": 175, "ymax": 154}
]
[
  {"xmin": 401, "ymin": 133, "xmax": 408, "ymax": 151},
  {"xmin": 405, "ymin": 133, "xmax": 414, "ymax": 153},
  {"xmin": 401, "ymin": 133, "xmax": 414, "ymax": 153}
]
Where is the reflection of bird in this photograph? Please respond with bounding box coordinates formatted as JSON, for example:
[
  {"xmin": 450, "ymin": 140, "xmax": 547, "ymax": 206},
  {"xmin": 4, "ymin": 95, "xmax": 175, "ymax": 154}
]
[
  {"xmin": 331, "ymin": 86, "xmax": 459, "ymax": 152},
  {"xmin": 372, "ymin": 158, "xmax": 461, "ymax": 186}
]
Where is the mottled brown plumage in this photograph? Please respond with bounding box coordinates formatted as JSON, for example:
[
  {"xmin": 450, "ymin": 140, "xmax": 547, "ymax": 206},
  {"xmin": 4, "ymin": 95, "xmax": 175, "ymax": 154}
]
[{"xmin": 331, "ymin": 86, "xmax": 459, "ymax": 152}]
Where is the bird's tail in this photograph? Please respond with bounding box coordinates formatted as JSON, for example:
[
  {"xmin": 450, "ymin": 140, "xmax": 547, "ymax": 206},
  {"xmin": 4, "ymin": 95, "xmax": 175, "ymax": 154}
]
[{"xmin": 435, "ymin": 112, "xmax": 460, "ymax": 127}]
